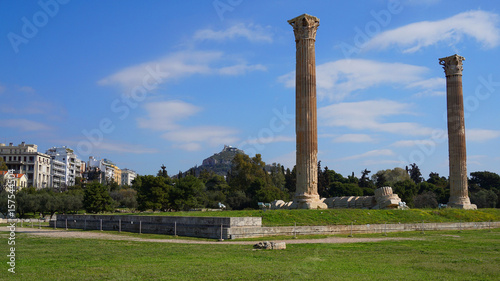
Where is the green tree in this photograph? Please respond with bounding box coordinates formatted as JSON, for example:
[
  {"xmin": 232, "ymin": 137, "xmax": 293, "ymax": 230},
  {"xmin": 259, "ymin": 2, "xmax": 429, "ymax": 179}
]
[
  {"xmin": 408, "ymin": 163, "xmax": 423, "ymax": 184},
  {"xmin": 372, "ymin": 167, "xmax": 410, "ymax": 186},
  {"xmin": 83, "ymin": 182, "xmax": 114, "ymax": 213},
  {"xmin": 470, "ymin": 189, "xmax": 498, "ymax": 208},
  {"xmin": 469, "ymin": 171, "xmax": 500, "ymax": 191},
  {"xmin": 413, "ymin": 191, "xmax": 438, "ymax": 208},
  {"xmin": 0, "ymin": 157, "xmax": 8, "ymax": 171},
  {"xmin": 133, "ymin": 175, "xmax": 172, "ymax": 211},
  {"xmin": 392, "ymin": 180, "xmax": 418, "ymax": 207},
  {"xmin": 171, "ymin": 175, "xmax": 207, "ymax": 211}
]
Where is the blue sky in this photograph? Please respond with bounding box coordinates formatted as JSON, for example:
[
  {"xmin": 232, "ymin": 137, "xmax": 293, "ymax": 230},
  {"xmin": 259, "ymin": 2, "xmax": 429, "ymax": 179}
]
[{"xmin": 1, "ymin": 0, "xmax": 499, "ymax": 179}]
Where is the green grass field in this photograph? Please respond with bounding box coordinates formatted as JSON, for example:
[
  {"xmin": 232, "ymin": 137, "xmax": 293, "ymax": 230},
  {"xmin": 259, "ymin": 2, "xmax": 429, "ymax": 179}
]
[
  {"xmin": 1, "ymin": 228, "xmax": 499, "ymax": 280},
  {"xmin": 116, "ymin": 208, "xmax": 500, "ymax": 226}
]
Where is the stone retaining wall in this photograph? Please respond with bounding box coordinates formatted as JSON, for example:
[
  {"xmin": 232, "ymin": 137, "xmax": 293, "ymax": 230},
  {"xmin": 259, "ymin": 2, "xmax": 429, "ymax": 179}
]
[
  {"xmin": 50, "ymin": 215, "xmax": 261, "ymax": 239},
  {"xmin": 228, "ymin": 221, "xmax": 500, "ymax": 239},
  {"xmin": 49, "ymin": 215, "xmax": 499, "ymax": 239}
]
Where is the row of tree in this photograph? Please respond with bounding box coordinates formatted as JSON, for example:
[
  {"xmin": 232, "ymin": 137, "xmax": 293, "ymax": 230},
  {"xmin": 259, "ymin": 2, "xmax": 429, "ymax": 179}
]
[{"xmin": 1, "ymin": 155, "xmax": 499, "ymax": 216}]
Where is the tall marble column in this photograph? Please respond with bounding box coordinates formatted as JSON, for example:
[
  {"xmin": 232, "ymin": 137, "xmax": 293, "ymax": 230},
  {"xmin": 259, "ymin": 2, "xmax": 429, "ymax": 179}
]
[
  {"xmin": 439, "ymin": 54, "xmax": 476, "ymax": 210},
  {"xmin": 288, "ymin": 14, "xmax": 326, "ymax": 209}
]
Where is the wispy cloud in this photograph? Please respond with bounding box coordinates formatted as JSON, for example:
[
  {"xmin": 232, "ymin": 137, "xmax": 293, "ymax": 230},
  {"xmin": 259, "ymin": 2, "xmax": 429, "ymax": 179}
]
[
  {"xmin": 93, "ymin": 142, "xmax": 159, "ymax": 154},
  {"xmin": 162, "ymin": 126, "xmax": 239, "ymax": 151},
  {"xmin": 362, "ymin": 10, "xmax": 500, "ymax": 53},
  {"xmin": 138, "ymin": 100, "xmax": 239, "ymax": 151},
  {"xmin": 391, "ymin": 139, "xmax": 442, "ymax": 147},
  {"xmin": 246, "ymin": 135, "xmax": 295, "ymax": 145},
  {"xmin": 319, "ymin": 100, "xmax": 433, "ymax": 136},
  {"xmin": 193, "ymin": 23, "xmax": 273, "ymax": 43},
  {"xmin": 466, "ymin": 129, "xmax": 500, "ymax": 142},
  {"xmin": 341, "ymin": 149, "xmax": 395, "ymax": 161},
  {"xmin": 137, "ymin": 100, "xmax": 201, "ymax": 131},
  {"xmin": 99, "ymin": 51, "xmax": 266, "ymax": 93},
  {"xmin": 333, "ymin": 134, "xmax": 375, "ymax": 143},
  {"xmin": 0, "ymin": 119, "xmax": 52, "ymax": 131},
  {"xmin": 279, "ymin": 59, "xmax": 429, "ymax": 100}
]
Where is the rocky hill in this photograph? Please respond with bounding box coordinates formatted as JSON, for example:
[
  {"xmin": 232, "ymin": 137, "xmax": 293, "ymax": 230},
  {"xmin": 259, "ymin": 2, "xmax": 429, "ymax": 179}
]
[{"xmin": 182, "ymin": 145, "xmax": 245, "ymax": 177}]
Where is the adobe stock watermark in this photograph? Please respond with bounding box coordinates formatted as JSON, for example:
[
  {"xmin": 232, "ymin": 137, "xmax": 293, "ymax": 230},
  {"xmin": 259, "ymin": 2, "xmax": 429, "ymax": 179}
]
[
  {"xmin": 399, "ymin": 74, "xmax": 499, "ymax": 166},
  {"xmin": 336, "ymin": 0, "xmax": 402, "ymax": 59},
  {"xmin": 5, "ymin": 170, "xmax": 17, "ymax": 274},
  {"xmin": 7, "ymin": 0, "xmax": 70, "ymax": 54},
  {"xmin": 76, "ymin": 65, "xmax": 169, "ymax": 156},
  {"xmin": 238, "ymin": 107, "xmax": 294, "ymax": 157},
  {"xmin": 213, "ymin": 0, "xmax": 242, "ymax": 21}
]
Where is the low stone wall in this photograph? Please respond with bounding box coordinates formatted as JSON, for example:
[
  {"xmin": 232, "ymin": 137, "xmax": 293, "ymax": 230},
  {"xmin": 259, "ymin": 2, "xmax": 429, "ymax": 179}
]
[
  {"xmin": 50, "ymin": 215, "xmax": 499, "ymax": 239},
  {"xmin": 227, "ymin": 221, "xmax": 500, "ymax": 239},
  {"xmin": 50, "ymin": 215, "xmax": 261, "ymax": 239}
]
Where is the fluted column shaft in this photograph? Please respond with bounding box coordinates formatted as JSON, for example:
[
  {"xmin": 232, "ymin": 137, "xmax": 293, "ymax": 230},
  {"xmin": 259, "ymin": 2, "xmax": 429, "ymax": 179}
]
[
  {"xmin": 289, "ymin": 14, "xmax": 320, "ymax": 202},
  {"xmin": 439, "ymin": 54, "xmax": 475, "ymax": 209}
]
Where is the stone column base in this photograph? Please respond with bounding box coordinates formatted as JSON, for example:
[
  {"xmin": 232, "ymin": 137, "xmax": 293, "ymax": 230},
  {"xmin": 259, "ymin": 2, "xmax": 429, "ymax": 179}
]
[
  {"xmin": 289, "ymin": 194, "xmax": 327, "ymax": 209},
  {"xmin": 447, "ymin": 203, "xmax": 477, "ymax": 210}
]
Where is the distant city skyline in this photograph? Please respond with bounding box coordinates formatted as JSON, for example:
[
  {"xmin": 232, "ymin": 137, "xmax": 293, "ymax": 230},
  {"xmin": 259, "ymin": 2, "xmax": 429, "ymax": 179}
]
[{"xmin": 2, "ymin": 1, "xmax": 499, "ymax": 178}]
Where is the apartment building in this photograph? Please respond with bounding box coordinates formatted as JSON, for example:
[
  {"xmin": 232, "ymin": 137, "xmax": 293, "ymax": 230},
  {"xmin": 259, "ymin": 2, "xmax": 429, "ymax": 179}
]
[
  {"xmin": 0, "ymin": 142, "xmax": 52, "ymax": 188},
  {"xmin": 46, "ymin": 146, "xmax": 82, "ymax": 186},
  {"xmin": 121, "ymin": 168, "xmax": 137, "ymax": 186}
]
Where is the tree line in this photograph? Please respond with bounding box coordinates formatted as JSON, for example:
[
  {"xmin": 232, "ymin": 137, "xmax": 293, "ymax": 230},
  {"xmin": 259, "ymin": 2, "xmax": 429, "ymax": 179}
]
[{"xmin": 0, "ymin": 155, "xmax": 498, "ymax": 217}]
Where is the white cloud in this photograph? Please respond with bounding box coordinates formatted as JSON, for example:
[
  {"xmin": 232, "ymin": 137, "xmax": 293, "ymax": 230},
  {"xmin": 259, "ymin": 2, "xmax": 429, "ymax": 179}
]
[
  {"xmin": 391, "ymin": 139, "xmax": 440, "ymax": 147},
  {"xmin": 279, "ymin": 59, "xmax": 429, "ymax": 100},
  {"xmin": 362, "ymin": 10, "xmax": 500, "ymax": 53},
  {"xmin": 362, "ymin": 159, "xmax": 404, "ymax": 166},
  {"xmin": 99, "ymin": 51, "xmax": 265, "ymax": 93},
  {"xmin": 193, "ymin": 23, "xmax": 273, "ymax": 43},
  {"xmin": 93, "ymin": 142, "xmax": 159, "ymax": 154},
  {"xmin": 137, "ymin": 100, "xmax": 239, "ymax": 151},
  {"xmin": 319, "ymin": 100, "xmax": 433, "ymax": 136},
  {"xmin": 162, "ymin": 126, "xmax": 239, "ymax": 151},
  {"xmin": 218, "ymin": 63, "xmax": 267, "ymax": 75},
  {"xmin": 466, "ymin": 129, "xmax": 500, "ymax": 142},
  {"xmin": 333, "ymin": 134, "xmax": 375, "ymax": 143},
  {"xmin": 137, "ymin": 101, "xmax": 201, "ymax": 131},
  {"xmin": 246, "ymin": 135, "xmax": 295, "ymax": 145},
  {"xmin": 341, "ymin": 149, "xmax": 395, "ymax": 161},
  {"xmin": 0, "ymin": 119, "xmax": 52, "ymax": 131}
]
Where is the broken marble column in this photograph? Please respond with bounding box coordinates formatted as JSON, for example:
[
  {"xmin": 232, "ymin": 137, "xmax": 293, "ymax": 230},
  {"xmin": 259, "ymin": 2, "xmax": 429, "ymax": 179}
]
[{"xmin": 439, "ymin": 54, "xmax": 477, "ymax": 210}]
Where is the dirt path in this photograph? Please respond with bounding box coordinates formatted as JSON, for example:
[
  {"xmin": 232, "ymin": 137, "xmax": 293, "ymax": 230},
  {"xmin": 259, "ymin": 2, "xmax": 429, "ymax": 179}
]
[{"xmin": 3, "ymin": 226, "xmax": 410, "ymax": 245}]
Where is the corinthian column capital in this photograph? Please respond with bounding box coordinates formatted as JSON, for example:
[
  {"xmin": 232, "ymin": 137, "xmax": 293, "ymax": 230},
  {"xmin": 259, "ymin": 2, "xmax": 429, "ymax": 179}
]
[
  {"xmin": 439, "ymin": 54, "xmax": 465, "ymax": 76},
  {"xmin": 288, "ymin": 14, "xmax": 320, "ymax": 42}
]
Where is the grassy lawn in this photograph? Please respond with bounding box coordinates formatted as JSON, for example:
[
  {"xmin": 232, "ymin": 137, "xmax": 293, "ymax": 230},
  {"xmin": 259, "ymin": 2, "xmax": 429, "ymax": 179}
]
[
  {"xmin": 1, "ymin": 228, "xmax": 499, "ymax": 280},
  {"xmin": 114, "ymin": 208, "xmax": 500, "ymax": 226}
]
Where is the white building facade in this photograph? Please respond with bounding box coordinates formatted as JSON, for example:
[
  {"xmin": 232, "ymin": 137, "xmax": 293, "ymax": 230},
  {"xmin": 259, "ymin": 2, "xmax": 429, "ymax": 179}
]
[
  {"xmin": 46, "ymin": 146, "xmax": 82, "ymax": 187},
  {"xmin": 121, "ymin": 168, "xmax": 137, "ymax": 186},
  {"xmin": 0, "ymin": 142, "xmax": 51, "ymax": 188}
]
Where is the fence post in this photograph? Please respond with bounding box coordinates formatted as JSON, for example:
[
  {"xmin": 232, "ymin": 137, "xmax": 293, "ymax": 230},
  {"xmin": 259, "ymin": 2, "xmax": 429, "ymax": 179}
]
[
  {"xmin": 348, "ymin": 221, "xmax": 353, "ymax": 237},
  {"xmin": 38, "ymin": 220, "xmax": 41, "ymax": 229},
  {"xmin": 139, "ymin": 221, "xmax": 142, "ymax": 234},
  {"xmin": 54, "ymin": 219, "xmax": 56, "ymax": 230},
  {"xmin": 383, "ymin": 222, "xmax": 387, "ymax": 236},
  {"xmin": 219, "ymin": 224, "xmax": 224, "ymax": 241},
  {"xmin": 31, "ymin": 221, "xmax": 33, "ymax": 228},
  {"xmin": 174, "ymin": 221, "xmax": 177, "ymax": 237},
  {"xmin": 65, "ymin": 219, "xmax": 68, "ymax": 230},
  {"xmin": 294, "ymin": 222, "xmax": 297, "ymax": 239},
  {"xmin": 119, "ymin": 219, "xmax": 121, "ymax": 233},
  {"xmin": 84, "ymin": 218, "xmax": 86, "ymax": 230},
  {"xmin": 421, "ymin": 221, "xmax": 425, "ymax": 234},
  {"xmin": 100, "ymin": 219, "xmax": 103, "ymax": 231}
]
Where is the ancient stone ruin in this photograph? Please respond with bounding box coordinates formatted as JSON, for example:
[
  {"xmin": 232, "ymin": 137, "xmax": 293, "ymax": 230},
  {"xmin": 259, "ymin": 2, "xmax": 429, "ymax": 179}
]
[
  {"xmin": 439, "ymin": 54, "xmax": 476, "ymax": 210},
  {"xmin": 253, "ymin": 241, "xmax": 287, "ymax": 250},
  {"xmin": 287, "ymin": 14, "xmax": 326, "ymax": 209},
  {"xmin": 272, "ymin": 186, "xmax": 404, "ymax": 210}
]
